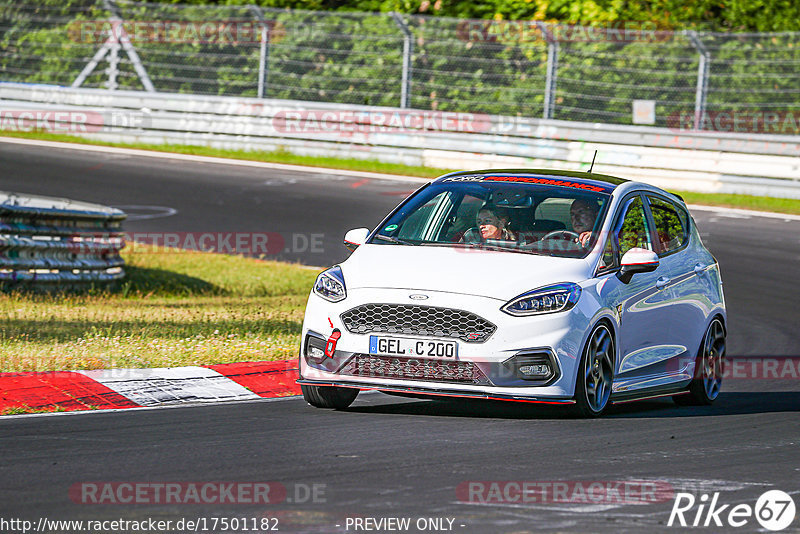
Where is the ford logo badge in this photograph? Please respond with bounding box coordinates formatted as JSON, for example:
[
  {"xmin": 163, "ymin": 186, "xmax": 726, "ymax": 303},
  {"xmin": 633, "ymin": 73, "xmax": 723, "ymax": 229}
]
[{"xmin": 409, "ymin": 294, "xmax": 429, "ymax": 300}]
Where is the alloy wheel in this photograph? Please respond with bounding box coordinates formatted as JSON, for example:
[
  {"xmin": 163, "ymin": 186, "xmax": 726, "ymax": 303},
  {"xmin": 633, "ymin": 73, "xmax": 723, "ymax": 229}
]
[{"xmin": 583, "ymin": 325, "xmax": 614, "ymax": 413}]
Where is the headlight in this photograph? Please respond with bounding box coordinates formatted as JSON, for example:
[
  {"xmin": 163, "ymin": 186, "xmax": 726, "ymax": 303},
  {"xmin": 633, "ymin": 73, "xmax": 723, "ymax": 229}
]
[
  {"xmin": 501, "ymin": 283, "xmax": 581, "ymax": 316},
  {"xmin": 313, "ymin": 265, "xmax": 347, "ymax": 302}
]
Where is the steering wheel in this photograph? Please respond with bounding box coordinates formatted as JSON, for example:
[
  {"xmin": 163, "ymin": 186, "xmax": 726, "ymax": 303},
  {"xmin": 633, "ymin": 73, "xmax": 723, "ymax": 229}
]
[
  {"xmin": 460, "ymin": 227, "xmax": 483, "ymax": 243},
  {"xmin": 541, "ymin": 229, "xmax": 581, "ymax": 242}
]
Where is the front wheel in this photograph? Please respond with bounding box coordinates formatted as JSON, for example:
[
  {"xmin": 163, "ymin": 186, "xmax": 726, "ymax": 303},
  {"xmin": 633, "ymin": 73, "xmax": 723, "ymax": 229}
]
[
  {"xmin": 301, "ymin": 384, "xmax": 359, "ymax": 409},
  {"xmin": 573, "ymin": 323, "xmax": 615, "ymax": 418},
  {"xmin": 673, "ymin": 318, "xmax": 725, "ymax": 406}
]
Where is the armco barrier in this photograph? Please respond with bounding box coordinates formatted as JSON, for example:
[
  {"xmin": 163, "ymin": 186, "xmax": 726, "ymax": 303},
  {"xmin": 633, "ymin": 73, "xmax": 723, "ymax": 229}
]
[
  {"xmin": 1, "ymin": 83, "xmax": 799, "ymax": 198},
  {"xmin": 0, "ymin": 191, "xmax": 126, "ymax": 288}
]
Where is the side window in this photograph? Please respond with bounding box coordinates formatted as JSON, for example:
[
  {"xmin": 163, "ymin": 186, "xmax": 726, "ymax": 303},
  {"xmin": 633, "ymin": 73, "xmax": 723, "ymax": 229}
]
[
  {"xmin": 647, "ymin": 196, "xmax": 689, "ymax": 254},
  {"xmin": 599, "ymin": 195, "xmax": 653, "ymax": 273},
  {"xmin": 397, "ymin": 192, "xmax": 454, "ymax": 241},
  {"xmin": 599, "ymin": 233, "xmax": 618, "ymax": 272},
  {"xmin": 618, "ymin": 196, "xmax": 653, "ymax": 256},
  {"xmin": 443, "ymin": 194, "xmax": 484, "ymax": 241},
  {"xmin": 455, "ymin": 194, "xmax": 485, "ymax": 230}
]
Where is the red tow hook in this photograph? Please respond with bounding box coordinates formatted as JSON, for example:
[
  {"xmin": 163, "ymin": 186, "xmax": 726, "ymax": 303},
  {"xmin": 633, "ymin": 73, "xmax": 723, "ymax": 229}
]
[{"xmin": 325, "ymin": 329, "xmax": 341, "ymax": 358}]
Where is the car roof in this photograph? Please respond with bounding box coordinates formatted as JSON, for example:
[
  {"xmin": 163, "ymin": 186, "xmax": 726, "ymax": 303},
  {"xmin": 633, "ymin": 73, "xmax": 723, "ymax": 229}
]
[{"xmin": 434, "ymin": 169, "xmax": 628, "ymax": 194}]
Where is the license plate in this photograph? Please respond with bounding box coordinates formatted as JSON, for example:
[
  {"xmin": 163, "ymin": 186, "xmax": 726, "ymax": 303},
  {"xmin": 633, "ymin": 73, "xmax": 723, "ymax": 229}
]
[{"xmin": 369, "ymin": 336, "xmax": 458, "ymax": 359}]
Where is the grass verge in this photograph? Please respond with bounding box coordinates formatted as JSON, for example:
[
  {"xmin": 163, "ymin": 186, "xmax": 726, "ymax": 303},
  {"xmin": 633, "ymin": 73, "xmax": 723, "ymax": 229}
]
[
  {"xmin": 676, "ymin": 191, "xmax": 800, "ymax": 215},
  {"xmin": 0, "ymin": 246, "xmax": 319, "ymax": 372},
  {"xmin": 1, "ymin": 405, "xmax": 69, "ymax": 416},
  {"xmin": 3, "ymin": 129, "xmax": 799, "ymax": 215}
]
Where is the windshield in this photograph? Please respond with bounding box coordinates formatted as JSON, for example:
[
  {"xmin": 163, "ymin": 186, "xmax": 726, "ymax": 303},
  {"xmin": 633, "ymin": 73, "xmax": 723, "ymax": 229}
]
[{"xmin": 369, "ymin": 180, "xmax": 611, "ymax": 258}]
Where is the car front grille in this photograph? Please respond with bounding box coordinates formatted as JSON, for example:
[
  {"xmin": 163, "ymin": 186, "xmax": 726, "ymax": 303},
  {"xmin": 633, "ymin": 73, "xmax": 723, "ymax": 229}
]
[
  {"xmin": 339, "ymin": 354, "xmax": 489, "ymax": 385},
  {"xmin": 339, "ymin": 303, "xmax": 496, "ymax": 343}
]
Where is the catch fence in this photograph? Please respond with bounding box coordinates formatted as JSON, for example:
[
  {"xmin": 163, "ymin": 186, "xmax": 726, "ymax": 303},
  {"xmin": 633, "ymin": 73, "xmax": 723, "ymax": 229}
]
[{"xmin": 2, "ymin": 1, "xmax": 799, "ymax": 131}]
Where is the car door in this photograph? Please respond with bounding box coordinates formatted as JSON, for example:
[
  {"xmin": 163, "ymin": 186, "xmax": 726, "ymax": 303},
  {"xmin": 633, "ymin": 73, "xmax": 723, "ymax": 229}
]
[
  {"xmin": 595, "ymin": 193, "xmax": 675, "ymax": 393},
  {"xmin": 643, "ymin": 194, "xmax": 707, "ymax": 380}
]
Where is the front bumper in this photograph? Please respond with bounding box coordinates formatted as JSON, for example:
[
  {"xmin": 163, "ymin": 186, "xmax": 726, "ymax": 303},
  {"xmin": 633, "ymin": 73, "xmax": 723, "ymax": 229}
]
[
  {"xmin": 299, "ymin": 287, "xmax": 596, "ymax": 401},
  {"xmin": 296, "ymin": 379, "xmax": 575, "ymax": 404}
]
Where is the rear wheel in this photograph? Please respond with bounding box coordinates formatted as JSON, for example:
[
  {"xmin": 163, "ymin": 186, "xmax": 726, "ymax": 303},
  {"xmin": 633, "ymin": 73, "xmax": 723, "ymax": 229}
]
[
  {"xmin": 573, "ymin": 324, "xmax": 615, "ymax": 418},
  {"xmin": 301, "ymin": 384, "xmax": 359, "ymax": 409},
  {"xmin": 674, "ymin": 318, "xmax": 725, "ymax": 406}
]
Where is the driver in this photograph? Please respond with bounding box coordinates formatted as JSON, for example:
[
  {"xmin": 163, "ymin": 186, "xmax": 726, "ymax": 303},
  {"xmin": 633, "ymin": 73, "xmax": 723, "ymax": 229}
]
[{"xmin": 570, "ymin": 199, "xmax": 600, "ymax": 247}]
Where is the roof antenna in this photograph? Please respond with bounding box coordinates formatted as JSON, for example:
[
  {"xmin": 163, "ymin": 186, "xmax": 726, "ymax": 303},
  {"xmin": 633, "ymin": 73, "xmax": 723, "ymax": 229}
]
[{"xmin": 588, "ymin": 150, "xmax": 598, "ymax": 174}]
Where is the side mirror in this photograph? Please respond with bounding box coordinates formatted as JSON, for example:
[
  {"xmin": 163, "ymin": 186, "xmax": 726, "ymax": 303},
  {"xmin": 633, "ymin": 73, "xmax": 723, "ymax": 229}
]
[
  {"xmin": 617, "ymin": 248, "xmax": 659, "ymax": 284},
  {"xmin": 343, "ymin": 228, "xmax": 369, "ymax": 252}
]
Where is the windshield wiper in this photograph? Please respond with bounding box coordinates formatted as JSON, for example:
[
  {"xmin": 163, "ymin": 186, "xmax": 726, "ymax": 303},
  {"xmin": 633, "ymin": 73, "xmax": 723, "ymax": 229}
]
[{"xmin": 373, "ymin": 234, "xmax": 415, "ymax": 246}]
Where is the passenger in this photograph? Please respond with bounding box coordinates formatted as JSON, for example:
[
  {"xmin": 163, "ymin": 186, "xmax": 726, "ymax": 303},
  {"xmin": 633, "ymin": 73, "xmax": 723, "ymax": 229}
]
[
  {"xmin": 475, "ymin": 204, "xmax": 516, "ymax": 241},
  {"xmin": 570, "ymin": 199, "xmax": 600, "ymax": 247}
]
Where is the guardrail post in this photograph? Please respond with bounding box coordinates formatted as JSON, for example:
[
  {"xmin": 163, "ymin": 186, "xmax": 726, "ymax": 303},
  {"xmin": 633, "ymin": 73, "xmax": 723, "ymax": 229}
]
[
  {"xmin": 390, "ymin": 12, "xmax": 413, "ymax": 109},
  {"xmin": 250, "ymin": 6, "xmax": 270, "ymax": 99},
  {"xmin": 687, "ymin": 31, "xmax": 710, "ymax": 131},
  {"xmin": 541, "ymin": 22, "xmax": 559, "ymax": 120}
]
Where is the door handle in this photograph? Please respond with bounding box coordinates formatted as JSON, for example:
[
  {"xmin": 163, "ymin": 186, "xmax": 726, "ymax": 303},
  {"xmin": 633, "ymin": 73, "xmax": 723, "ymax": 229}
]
[
  {"xmin": 694, "ymin": 263, "xmax": 707, "ymax": 274},
  {"xmin": 656, "ymin": 276, "xmax": 671, "ymax": 289}
]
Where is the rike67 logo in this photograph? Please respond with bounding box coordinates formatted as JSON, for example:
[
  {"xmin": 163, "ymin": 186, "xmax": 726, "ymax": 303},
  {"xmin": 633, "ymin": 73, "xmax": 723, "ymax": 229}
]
[{"xmin": 668, "ymin": 490, "xmax": 796, "ymax": 531}]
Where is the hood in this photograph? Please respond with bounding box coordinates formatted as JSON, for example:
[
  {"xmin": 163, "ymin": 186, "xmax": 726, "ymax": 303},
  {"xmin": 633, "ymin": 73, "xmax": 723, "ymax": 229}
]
[{"xmin": 340, "ymin": 244, "xmax": 592, "ymax": 301}]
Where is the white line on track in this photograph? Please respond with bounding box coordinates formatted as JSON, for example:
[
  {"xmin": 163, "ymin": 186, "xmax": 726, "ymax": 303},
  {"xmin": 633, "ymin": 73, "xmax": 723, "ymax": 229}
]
[
  {"xmin": 2, "ymin": 136, "xmax": 798, "ymax": 220},
  {"xmin": 113, "ymin": 205, "xmax": 178, "ymax": 221}
]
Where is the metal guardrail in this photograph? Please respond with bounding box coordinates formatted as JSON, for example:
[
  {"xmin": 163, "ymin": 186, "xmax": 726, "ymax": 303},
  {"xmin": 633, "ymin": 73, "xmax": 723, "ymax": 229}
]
[
  {"xmin": 0, "ymin": 83, "xmax": 799, "ymax": 198},
  {"xmin": 0, "ymin": 191, "xmax": 126, "ymax": 288}
]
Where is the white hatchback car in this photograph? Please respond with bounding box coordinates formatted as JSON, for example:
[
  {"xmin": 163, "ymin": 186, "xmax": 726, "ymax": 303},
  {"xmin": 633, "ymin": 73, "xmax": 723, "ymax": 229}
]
[{"xmin": 298, "ymin": 170, "xmax": 726, "ymax": 416}]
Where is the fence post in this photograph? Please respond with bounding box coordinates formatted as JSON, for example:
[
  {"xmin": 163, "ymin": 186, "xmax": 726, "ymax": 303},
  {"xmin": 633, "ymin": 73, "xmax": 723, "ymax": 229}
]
[
  {"xmin": 71, "ymin": 34, "xmax": 112, "ymax": 89},
  {"xmin": 104, "ymin": 0, "xmax": 155, "ymax": 92},
  {"xmin": 250, "ymin": 6, "xmax": 269, "ymax": 99},
  {"xmin": 540, "ymin": 22, "xmax": 558, "ymax": 120},
  {"xmin": 687, "ymin": 31, "xmax": 710, "ymax": 131},
  {"xmin": 106, "ymin": 32, "xmax": 120, "ymax": 90},
  {"xmin": 73, "ymin": 0, "xmax": 156, "ymax": 91},
  {"xmin": 390, "ymin": 12, "xmax": 413, "ymax": 109}
]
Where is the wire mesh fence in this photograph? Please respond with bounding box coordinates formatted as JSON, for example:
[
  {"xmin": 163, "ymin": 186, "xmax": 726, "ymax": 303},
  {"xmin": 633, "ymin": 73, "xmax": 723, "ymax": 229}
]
[{"xmin": 2, "ymin": 0, "xmax": 799, "ymax": 132}]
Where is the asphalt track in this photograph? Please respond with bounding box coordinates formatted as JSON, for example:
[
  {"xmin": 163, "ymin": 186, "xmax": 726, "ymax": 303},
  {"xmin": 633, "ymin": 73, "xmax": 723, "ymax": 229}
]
[{"xmin": 1, "ymin": 140, "xmax": 799, "ymax": 533}]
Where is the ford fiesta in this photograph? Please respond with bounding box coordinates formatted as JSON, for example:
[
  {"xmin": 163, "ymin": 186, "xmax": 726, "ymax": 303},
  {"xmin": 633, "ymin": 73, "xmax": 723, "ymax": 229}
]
[{"xmin": 297, "ymin": 170, "xmax": 726, "ymax": 417}]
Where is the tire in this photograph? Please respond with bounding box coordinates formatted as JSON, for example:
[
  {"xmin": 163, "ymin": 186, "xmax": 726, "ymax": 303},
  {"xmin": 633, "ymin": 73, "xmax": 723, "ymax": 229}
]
[
  {"xmin": 301, "ymin": 384, "xmax": 359, "ymax": 409},
  {"xmin": 573, "ymin": 323, "xmax": 615, "ymax": 418},
  {"xmin": 673, "ymin": 318, "xmax": 725, "ymax": 406}
]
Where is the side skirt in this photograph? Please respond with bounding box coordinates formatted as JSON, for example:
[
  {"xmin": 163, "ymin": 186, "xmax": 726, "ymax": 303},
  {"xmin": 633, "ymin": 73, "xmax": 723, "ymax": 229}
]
[{"xmin": 610, "ymin": 382, "xmax": 691, "ymax": 404}]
